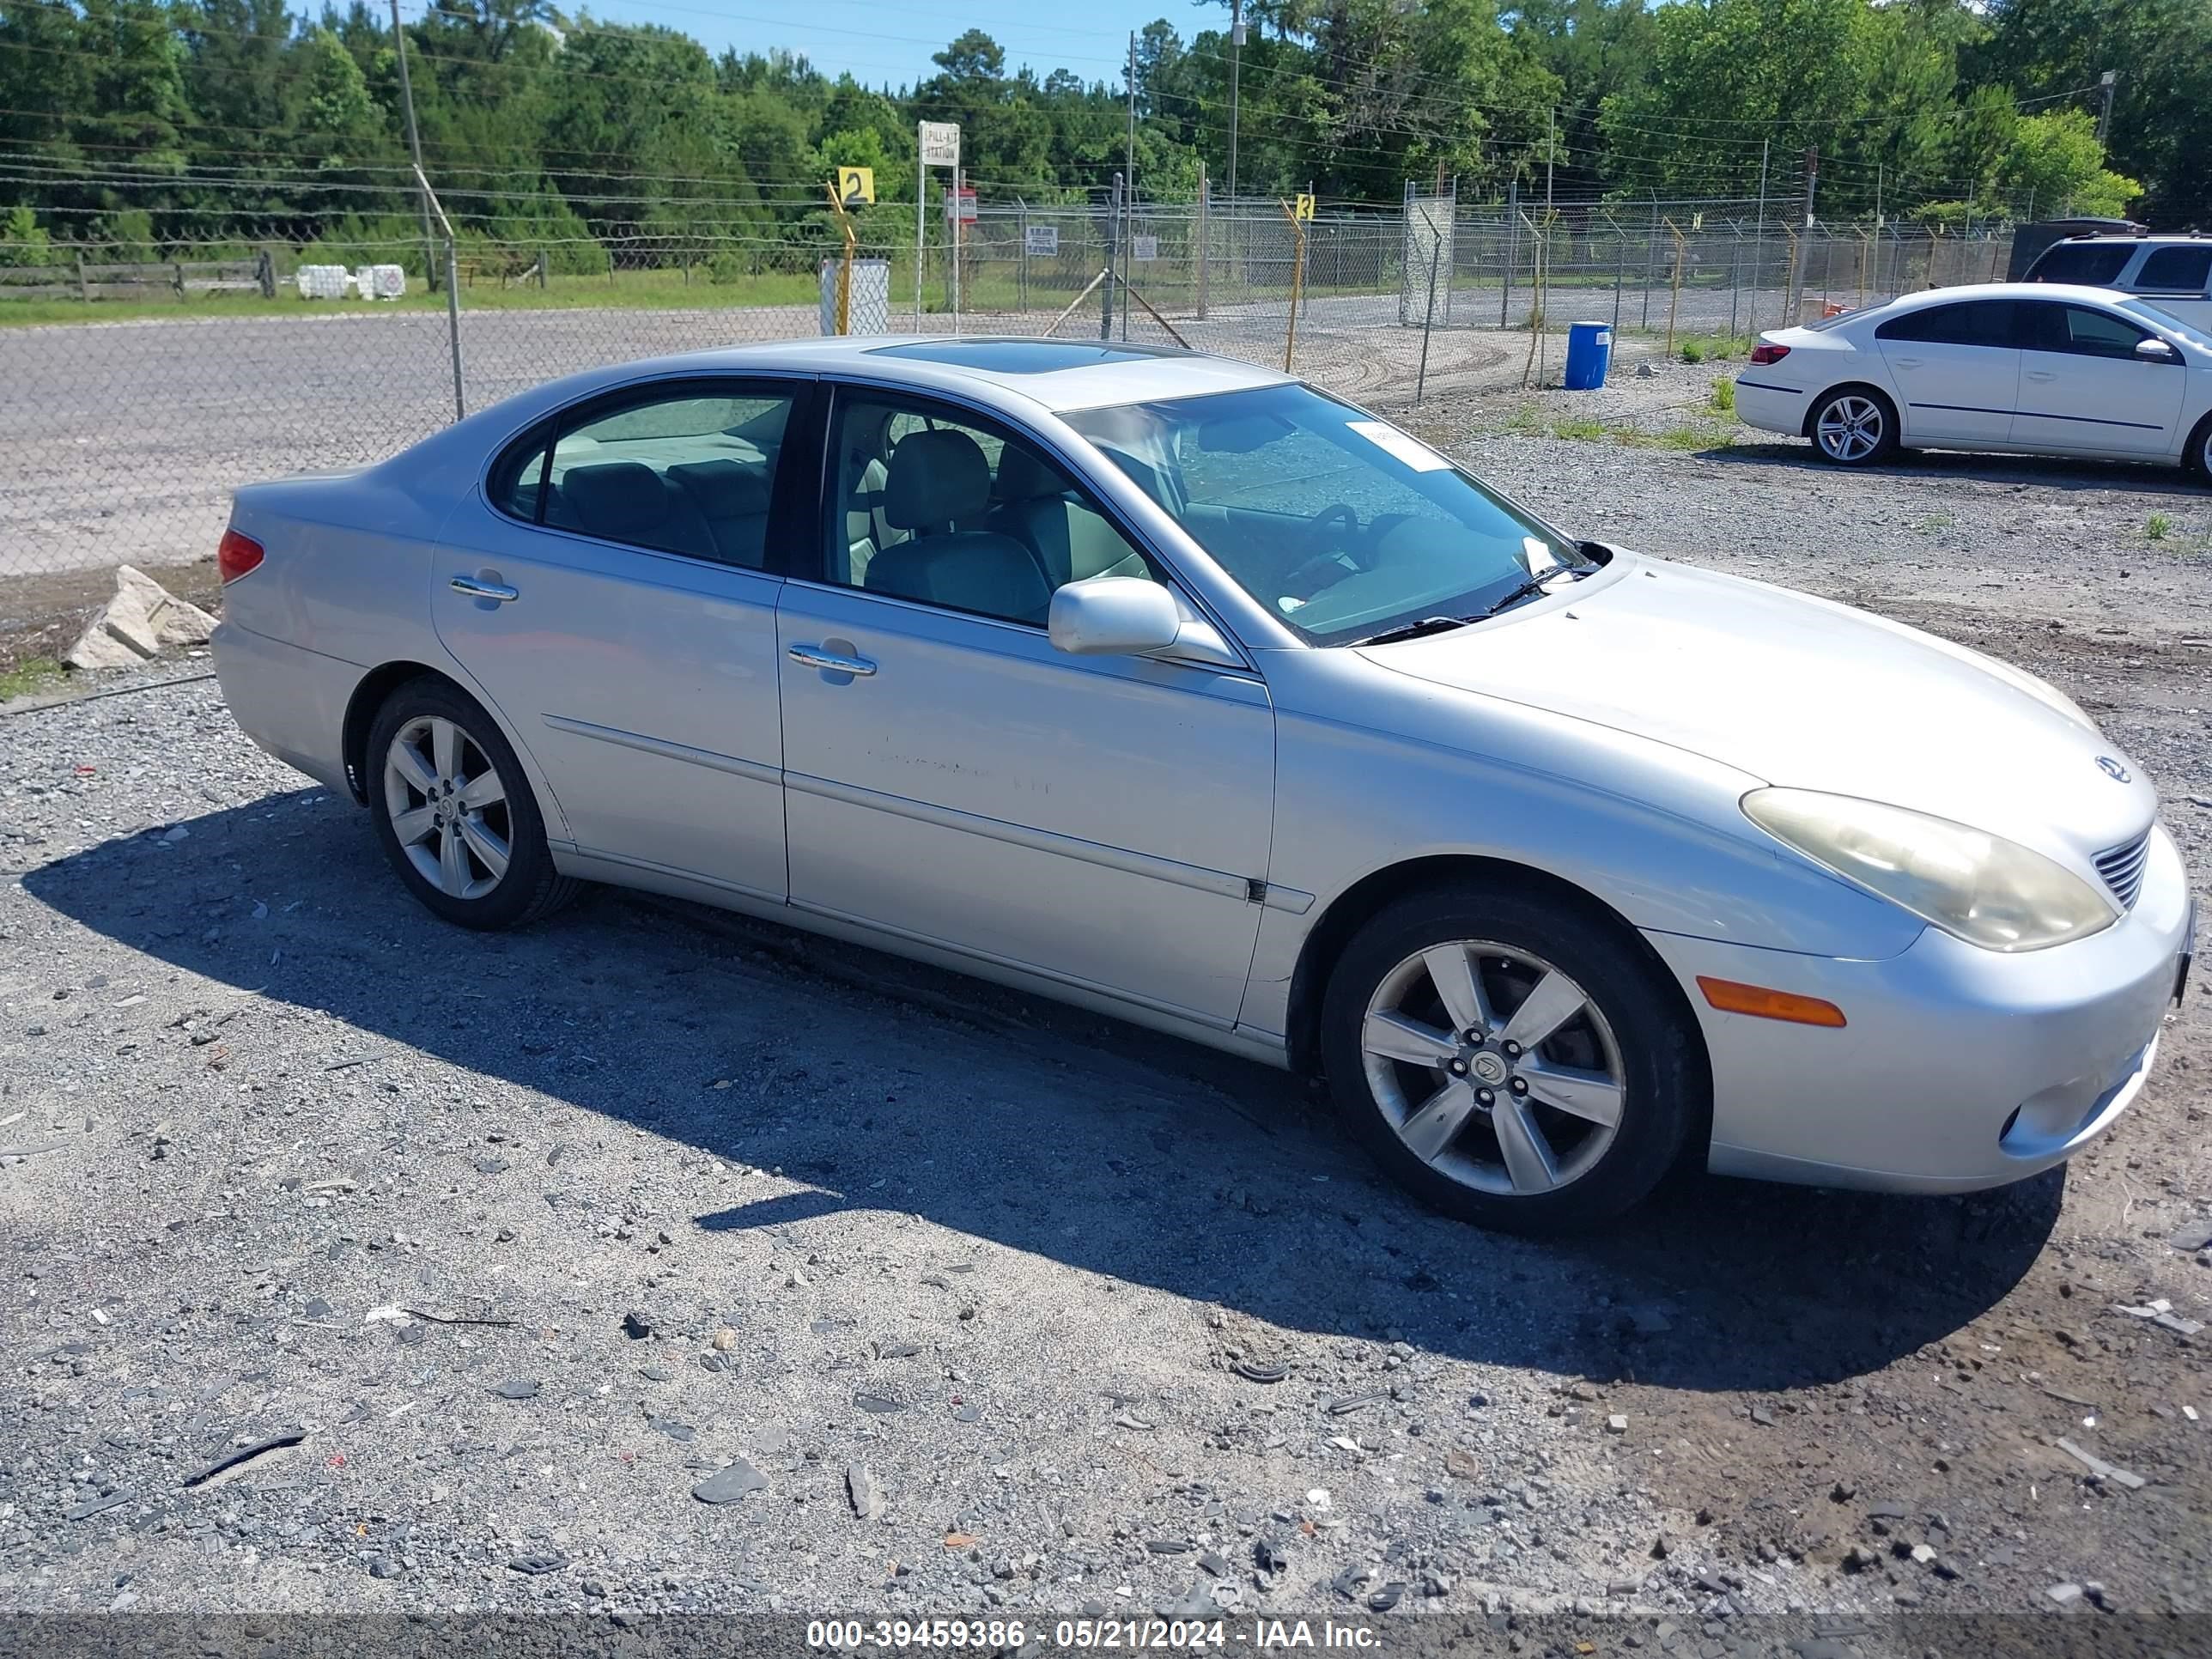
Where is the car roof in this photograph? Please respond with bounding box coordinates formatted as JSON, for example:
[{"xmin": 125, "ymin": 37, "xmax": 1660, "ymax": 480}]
[
  {"xmin": 572, "ymin": 335, "xmax": 1297, "ymax": 415},
  {"xmin": 2045, "ymin": 233, "xmax": 2205, "ymax": 246},
  {"xmin": 1875, "ymin": 281, "xmax": 2153, "ymax": 311}
]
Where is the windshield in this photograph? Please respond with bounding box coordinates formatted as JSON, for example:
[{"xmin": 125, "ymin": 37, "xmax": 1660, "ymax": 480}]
[
  {"xmin": 1063, "ymin": 383, "xmax": 1589, "ymax": 645},
  {"xmin": 2120, "ymin": 297, "xmax": 2212, "ymax": 352}
]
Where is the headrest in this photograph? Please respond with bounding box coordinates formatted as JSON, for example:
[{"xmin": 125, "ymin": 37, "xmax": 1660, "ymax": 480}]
[
  {"xmin": 884, "ymin": 428, "xmax": 992, "ymax": 530},
  {"xmin": 561, "ymin": 462, "xmax": 681, "ymax": 534},
  {"xmin": 992, "ymin": 443, "xmax": 1068, "ymax": 506}
]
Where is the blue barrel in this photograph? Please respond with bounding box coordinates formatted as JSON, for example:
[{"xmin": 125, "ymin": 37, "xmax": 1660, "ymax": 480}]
[{"xmin": 1563, "ymin": 322, "xmax": 1613, "ymax": 390}]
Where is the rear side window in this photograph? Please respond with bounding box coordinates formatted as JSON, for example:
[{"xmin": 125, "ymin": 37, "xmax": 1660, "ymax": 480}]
[
  {"xmin": 2137, "ymin": 246, "xmax": 2212, "ymax": 295},
  {"xmin": 488, "ymin": 423, "xmax": 553, "ymax": 521},
  {"xmin": 2027, "ymin": 244, "xmax": 2134, "ymax": 285},
  {"xmin": 526, "ymin": 385, "xmax": 795, "ymax": 568},
  {"xmin": 1875, "ymin": 301, "xmax": 2017, "ymax": 347}
]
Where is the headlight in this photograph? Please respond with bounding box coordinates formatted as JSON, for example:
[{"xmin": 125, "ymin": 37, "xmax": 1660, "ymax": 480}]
[{"xmin": 1742, "ymin": 787, "xmax": 2117, "ymax": 952}]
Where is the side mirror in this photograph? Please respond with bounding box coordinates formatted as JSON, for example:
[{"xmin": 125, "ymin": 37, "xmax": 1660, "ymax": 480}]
[
  {"xmin": 2136, "ymin": 336, "xmax": 2178, "ymax": 362},
  {"xmin": 1049, "ymin": 576, "xmax": 1183, "ymax": 656}
]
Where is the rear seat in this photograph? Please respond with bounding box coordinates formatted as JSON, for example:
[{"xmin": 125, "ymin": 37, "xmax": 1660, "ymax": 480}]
[
  {"xmin": 667, "ymin": 460, "xmax": 774, "ymax": 568},
  {"xmin": 556, "ymin": 462, "xmax": 716, "ymax": 561}
]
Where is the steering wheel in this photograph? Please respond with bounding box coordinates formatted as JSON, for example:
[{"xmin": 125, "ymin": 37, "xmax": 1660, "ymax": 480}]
[{"xmin": 1301, "ymin": 501, "xmax": 1362, "ymax": 560}]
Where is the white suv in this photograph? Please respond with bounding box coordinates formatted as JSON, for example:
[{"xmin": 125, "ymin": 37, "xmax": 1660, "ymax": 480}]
[{"xmin": 2024, "ymin": 234, "xmax": 2212, "ymax": 326}]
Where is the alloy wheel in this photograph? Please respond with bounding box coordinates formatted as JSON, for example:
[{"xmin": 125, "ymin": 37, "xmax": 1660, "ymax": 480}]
[
  {"xmin": 1359, "ymin": 939, "xmax": 1626, "ymax": 1197},
  {"xmin": 381, "ymin": 714, "xmax": 512, "ymax": 901},
  {"xmin": 1815, "ymin": 395, "xmax": 1884, "ymax": 463}
]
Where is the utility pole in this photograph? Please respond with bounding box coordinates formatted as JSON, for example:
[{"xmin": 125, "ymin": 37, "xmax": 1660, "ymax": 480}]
[
  {"xmin": 387, "ymin": 0, "xmax": 439, "ymax": 292},
  {"xmin": 1796, "ymin": 147, "xmax": 1818, "ymax": 322},
  {"xmin": 1802, "ymin": 146, "xmax": 1818, "ymax": 229},
  {"xmin": 1228, "ymin": 0, "xmax": 1243, "ymax": 199},
  {"xmin": 2097, "ymin": 70, "xmax": 2117, "ymax": 145}
]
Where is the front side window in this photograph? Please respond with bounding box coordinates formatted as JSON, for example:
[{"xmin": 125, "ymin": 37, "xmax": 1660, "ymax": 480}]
[
  {"xmin": 1065, "ymin": 383, "xmax": 1585, "ymax": 646},
  {"xmin": 2137, "ymin": 246, "xmax": 2212, "ymax": 295},
  {"xmin": 526, "ymin": 384, "xmax": 793, "ymax": 568},
  {"xmin": 2027, "ymin": 244, "xmax": 2133, "ymax": 285},
  {"xmin": 823, "ymin": 392, "xmax": 1156, "ymax": 628},
  {"xmin": 2024, "ymin": 301, "xmax": 2153, "ymax": 360}
]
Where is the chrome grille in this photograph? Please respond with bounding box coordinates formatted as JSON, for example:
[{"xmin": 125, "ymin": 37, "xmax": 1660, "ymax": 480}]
[{"xmin": 2095, "ymin": 830, "xmax": 2153, "ymax": 910}]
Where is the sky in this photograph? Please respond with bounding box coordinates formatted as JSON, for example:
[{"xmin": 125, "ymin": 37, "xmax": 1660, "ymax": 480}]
[{"xmin": 574, "ymin": 0, "xmax": 1208, "ymax": 90}]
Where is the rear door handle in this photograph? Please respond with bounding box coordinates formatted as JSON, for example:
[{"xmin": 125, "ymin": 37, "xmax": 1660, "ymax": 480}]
[
  {"xmin": 450, "ymin": 575, "xmax": 519, "ymax": 602},
  {"xmin": 787, "ymin": 643, "xmax": 877, "ymax": 678},
  {"xmin": 2026, "ymin": 369, "xmax": 2058, "ymax": 383},
  {"xmin": 1891, "ymin": 356, "xmax": 1923, "ymax": 368}
]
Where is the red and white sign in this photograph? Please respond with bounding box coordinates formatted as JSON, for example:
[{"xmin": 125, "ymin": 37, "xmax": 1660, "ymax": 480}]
[{"xmin": 943, "ymin": 187, "xmax": 977, "ymax": 225}]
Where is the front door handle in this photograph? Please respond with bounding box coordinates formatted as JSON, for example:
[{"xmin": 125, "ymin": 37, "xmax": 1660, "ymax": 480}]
[
  {"xmin": 787, "ymin": 643, "xmax": 877, "ymax": 677},
  {"xmin": 2025, "ymin": 369, "xmax": 2058, "ymax": 383},
  {"xmin": 1890, "ymin": 356, "xmax": 1923, "ymax": 368},
  {"xmin": 451, "ymin": 574, "xmax": 519, "ymax": 602}
]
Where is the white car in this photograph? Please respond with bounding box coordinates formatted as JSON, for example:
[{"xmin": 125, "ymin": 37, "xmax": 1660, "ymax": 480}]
[{"xmin": 1734, "ymin": 282, "xmax": 2212, "ymax": 476}]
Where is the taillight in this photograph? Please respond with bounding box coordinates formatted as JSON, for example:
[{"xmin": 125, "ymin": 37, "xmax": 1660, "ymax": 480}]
[
  {"xmin": 218, "ymin": 527, "xmax": 264, "ymax": 582},
  {"xmin": 1748, "ymin": 343, "xmax": 1791, "ymax": 365}
]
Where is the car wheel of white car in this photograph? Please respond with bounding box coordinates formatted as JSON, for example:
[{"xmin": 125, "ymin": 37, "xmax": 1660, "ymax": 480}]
[
  {"xmin": 1808, "ymin": 387, "xmax": 1898, "ymax": 467},
  {"xmin": 366, "ymin": 678, "xmax": 580, "ymax": 931},
  {"xmin": 2190, "ymin": 415, "xmax": 2212, "ymax": 483},
  {"xmin": 1322, "ymin": 884, "xmax": 1702, "ymax": 1231}
]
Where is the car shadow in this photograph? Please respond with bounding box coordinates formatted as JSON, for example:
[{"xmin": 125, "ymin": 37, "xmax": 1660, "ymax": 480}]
[
  {"xmin": 1705, "ymin": 439, "xmax": 2198, "ymax": 495},
  {"xmin": 22, "ymin": 787, "xmax": 2063, "ymax": 1396}
]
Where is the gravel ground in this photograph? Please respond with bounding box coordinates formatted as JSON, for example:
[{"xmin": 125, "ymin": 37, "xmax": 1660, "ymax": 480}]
[{"xmin": 3, "ymin": 422, "xmax": 2210, "ymax": 1650}]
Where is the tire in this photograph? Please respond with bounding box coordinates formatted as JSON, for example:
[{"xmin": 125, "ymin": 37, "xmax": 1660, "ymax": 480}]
[
  {"xmin": 1320, "ymin": 884, "xmax": 1702, "ymax": 1233},
  {"xmin": 365, "ymin": 677, "xmax": 580, "ymax": 931},
  {"xmin": 1808, "ymin": 386, "xmax": 1899, "ymax": 467},
  {"xmin": 2186, "ymin": 413, "xmax": 2212, "ymax": 483}
]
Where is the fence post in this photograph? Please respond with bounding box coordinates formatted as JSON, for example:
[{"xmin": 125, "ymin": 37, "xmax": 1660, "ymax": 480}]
[
  {"xmin": 1642, "ymin": 196, "xmax": 1657, "ymax": 328},
  {"xmin": 536, "ymin": 248, "xmax": 549, "ymax": 289},
  {"xmin": 1101, "ymin": 176, "xmax": 1120, "ymax": 341},
  {"xmin": 1501, "ymin": 180, "xmax": 1516, "ymax": 328},
  {"xmin": 1416, "ymin": 226, "xmax": 1443, "ymax": 403},
  {"xmin": 172, "ymin": 260, "xmax": 185, "ymax": 301},
  {"xmin": 1612, "ymin": 223, "xmax": 1624, "ymax": 330},
  {"xmin": 1728, "ymin": 232, "xmax": 1741, "ymax": 340},
  {"xmin": 1018, "ymin": 201, "xmax": 1030, "ymax": 313},
  {"xmin": 1197, "ymin": 169, "xmax": 1209, "ymax": 321},
  {"xmin": 254, "ymin": 248, "xmax": 276, "ymax": 299},
  {"xmin": 75, "ymin": 253, "xmax": 88, "ymax": 301}
]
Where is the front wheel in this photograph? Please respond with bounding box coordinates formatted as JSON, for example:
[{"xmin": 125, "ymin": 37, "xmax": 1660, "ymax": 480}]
[
  {"xmin": 1320, "ymin": 885, "xmax": 1704, "ymax": 1232},
  {"xmin": 366, "ymin": 678, "xmax": 579, "ymax": 930},
  {"xmin": 1808, "ymin": 387, "xmax": 1899, "ymax": 467}
]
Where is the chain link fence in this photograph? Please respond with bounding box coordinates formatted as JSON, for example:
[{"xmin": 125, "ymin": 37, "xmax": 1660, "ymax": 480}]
[{"xmin": 3, "ymin": 192, "xmax": 2014, "ymax": 583}]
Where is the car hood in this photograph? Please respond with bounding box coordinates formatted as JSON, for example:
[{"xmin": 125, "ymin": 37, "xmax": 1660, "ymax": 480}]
[{"xmin": 1358, "ymin": 557, "xmax": 2155, "ymax": 864}]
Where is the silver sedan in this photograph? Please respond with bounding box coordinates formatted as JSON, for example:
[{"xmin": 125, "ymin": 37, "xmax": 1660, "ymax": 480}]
[{"xmin": 211, "ymin": 337, "xmax": 2192, "ymax": 1230}]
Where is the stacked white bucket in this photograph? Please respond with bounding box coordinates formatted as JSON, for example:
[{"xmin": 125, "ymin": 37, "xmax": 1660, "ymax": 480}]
[{"xmin": 294, "ymin": 264, "xmax": 408, "ymax": 301}]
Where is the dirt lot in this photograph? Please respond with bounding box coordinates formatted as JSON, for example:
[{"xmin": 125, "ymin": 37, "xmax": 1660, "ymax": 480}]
[{"xmin": 2, "ymin": 395, "xmax": 2209, "ymax": 1652}]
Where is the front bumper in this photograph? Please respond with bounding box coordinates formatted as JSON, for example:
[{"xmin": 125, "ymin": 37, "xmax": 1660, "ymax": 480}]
[
  {"xmin": 1732, "ymin": 377, "xmax": 1808, "ymax": 438},
  {"xmin": 1643, "ymin": 824, "xmax": 2191, "ymax": 1194}
]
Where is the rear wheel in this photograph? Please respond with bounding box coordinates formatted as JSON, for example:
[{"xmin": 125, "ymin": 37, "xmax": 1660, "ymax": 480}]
[
  {"xmin": 1808, "ymin": 386, "xmax": 1899, "ymax": 467},
  {"xmin": 1321, "ymin": 884, "xmax": 1702, "ymax": 1232},
  {"xmin": 366, "ymin": 678, "xmax": 579, "ymax": 930}
]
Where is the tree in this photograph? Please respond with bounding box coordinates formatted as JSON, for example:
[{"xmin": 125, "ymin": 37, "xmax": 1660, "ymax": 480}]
[
  {"xmin": 1996, "ymin": 108, "xmax": 2139, "ymax": 218},
  {"xmin": 0, "ymin": 204, "xmax": 52, "ymax": 265}
]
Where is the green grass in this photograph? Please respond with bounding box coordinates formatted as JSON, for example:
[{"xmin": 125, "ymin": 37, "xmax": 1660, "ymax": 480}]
[
  {"xmin": 1650, "ymin": 422, "xmax": 1730, "ymax": 450},
  {"xmin": 1499, "ymin": 404, "xmax": 1545, "ymax": 436},
  {"xmin": 1551, "ymin": 417, "xmax": 1608, "ymax": 441},
  {"xmin": 1678, "ymin": 333, "xmax": 1753, "ymax": 364},
  {"xmin": 1707, "ymin": 377, "xmax": 1735, "ymax": 415},
  {"xmin": 0, "ymin": 657, "xmax": 64, "ymax": 702},
  {"xmin": 2146, "ymin": 513, "xmax": 2174, "ymax": 541},
  {"xmin": 1915, "ymin": 510, "xmax": 1955, "ymax": 534}
]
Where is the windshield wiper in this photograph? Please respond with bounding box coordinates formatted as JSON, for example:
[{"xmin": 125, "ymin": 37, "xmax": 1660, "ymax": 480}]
[
  {"xmin": 1352, "ymin": 615, "xmax": 1474, "ymax": 647},
  {"xmin": 1469, "ymin": 566, "xmax": 1581, "ymax": 621}
]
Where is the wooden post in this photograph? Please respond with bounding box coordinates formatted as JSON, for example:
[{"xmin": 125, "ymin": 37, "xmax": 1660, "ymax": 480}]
[
  {"xmin": 536, "ymin": 248, "xmax": 549, "ymax": 289},
  {"xmin": 1662, "ymin": 216, "xmax": 1686, "ymax": 356},
  {"xmin": 1280, "ymin": 198, "xmax": 1306, "ymax": 372},
  {"xmin": 256, "ymin": 248, "xmax": 276, "ymax": 299},
  {"xmin": 823, "ymin": 182, "xmax": 857, "ymax": 335},
  {"xmin": 76, "ymin": 253, "xmax": 88, "ymax": 301}
]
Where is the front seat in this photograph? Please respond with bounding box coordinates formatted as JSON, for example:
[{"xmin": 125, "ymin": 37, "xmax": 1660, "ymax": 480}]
[
  {"xmin": 865, "ymin": 429, "xmax": 1052, "ymax": 625},
  {"xmin": 989, "ymin": 445, "xmax": 1151, "ymax": 588}
]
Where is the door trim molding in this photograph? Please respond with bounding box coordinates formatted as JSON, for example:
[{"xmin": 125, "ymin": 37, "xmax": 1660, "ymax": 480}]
[
  {"xmin": 543, "ymin": 713, "xmax": 781, "ymax": 787},
  {"xmin": 785, "ymin": 767, "xmax": 1275, "ymax": 905}
]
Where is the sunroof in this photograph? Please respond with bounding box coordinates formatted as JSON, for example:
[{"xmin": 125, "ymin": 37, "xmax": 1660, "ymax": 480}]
[{"xmin": 867, "ymin": 339, "xmax": 1179, "ymax": 373}]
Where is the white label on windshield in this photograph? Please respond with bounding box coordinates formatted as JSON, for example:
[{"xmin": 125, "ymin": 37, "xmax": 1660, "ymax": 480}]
[
  {"xmin": 1524, "ymin": 536, "xmax": 1560, "ymax": 574},
  {"xmin": 1346, "ymin": 420, "xmax": 1452, "ymax": 471}
]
